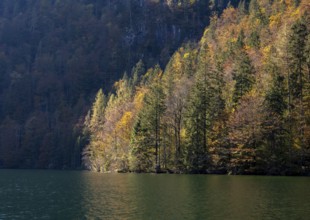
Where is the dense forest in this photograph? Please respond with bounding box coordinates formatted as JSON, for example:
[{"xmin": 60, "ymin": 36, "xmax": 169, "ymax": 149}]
[
  {"xmin": 0, "ymin": 0, "xmax": 309, "ymax": 175},
  {"xmin": 81, "ymin": 0, "xmax": 310, "ymax": 175},
  {"xmin": 0, "ymin": 0, "xmax": 235, "ymax": 169}
]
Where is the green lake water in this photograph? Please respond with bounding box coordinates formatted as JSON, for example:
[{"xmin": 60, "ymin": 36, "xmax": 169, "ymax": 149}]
[{"xmin": 0, "ymin": 170, "xmax": 309, "ymax": 219}]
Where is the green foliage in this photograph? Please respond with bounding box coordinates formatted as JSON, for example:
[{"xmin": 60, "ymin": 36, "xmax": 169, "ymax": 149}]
[
  {"xmin": 183, "ymin": 45, "xmax": 221, "ymax": 173},
  {"xmin": 142, "ymin": 76, "xmax": 166, "ymax": 170},
  {"xmin": 249, "ymin": 0, "xmax": 260, "ymax": 16},
  {"xmin": 262, "ymin": 63, "xmax": 290, "ymax": 174},
  {"xmin": 232, "ymin": 51, "xmax": 255, "ymax": 104},
  {"xmin": 248, "ymin": 31, "xmax": 260, "ymax": 49},
  {"xmin": 286, "ymin": 17, "xmax": 310, "ymax": 168},
  {"xmin": 236, "ymin": 29, "xmax": 245, "ymax": 49},
  {"xmin": 248, "ymin": 0, "xmax": 268, "ymax": 25},
  {"xmin": 265, "ymin": 67, "xmax": 287, "ymax": 115},
  {"xmin": 129, "ymin": 118, "xmax": 154, "ymax": 172},
  {"xmin": 184, "ymin": 77, "xmax": 209, "ymax": 172},
  {"xmin": 288, "ymin": 19, "xmax": 308, "ymax": 98}
]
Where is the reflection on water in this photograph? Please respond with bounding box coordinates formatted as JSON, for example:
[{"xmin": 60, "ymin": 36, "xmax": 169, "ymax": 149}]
[
  {"xmin": 0, "ymin": 170, "xmax": 85, "ymax": 219},
  {"xmin": 79, "ymin": 172, "xmax": 140, "ymax": 219},
  {"xmin": 0, "ymin": 170, "xmax": 309, "ymax": 219}
]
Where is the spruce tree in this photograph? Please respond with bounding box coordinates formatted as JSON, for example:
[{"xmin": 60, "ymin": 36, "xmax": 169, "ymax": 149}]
[
  {"xmin": 233, "ymin": 51, "xmax": 255, "ymax": 104},
  {"xmin": 131, "ymin": 60, "xmax": 145, "ymax": 88},
  {"xmin": 82, "ymin": 88, "xmax": 106, "ymax": 171},
  {"xmin": 249, "ymin": 31, "xmax": 260, "ymax": 49},
  {"xmin": 90, "ymin": 89, "xmax": 106, "ymax": 131},
  {"xmin": 288, "ymin": 18, "xmax": 309, "ymax": 170},
  {"xmin": 185, "ymin": 78, "xmax": 209, "ymax": 173},
  {"xmin": 129, "ymin": 118, "xmax": 153, "ymax": 172},
  {"xmin": 184, "ymin": 45, "xmax": 210, "ymax": 173},
  {"xmin": 288, "ymin": 18, "xmax": 308, "ymax": 155},
  {"xmin": 288, "ymin": 19, "xmax": 307, "ymax": 99},
  {"xmin": 137, "ymin": 69, "xmax": 166, "ymax": 172},
  {"xmin": 263, "ymin": 63, "xmax": 289, "ymax": 173},
  {"xmin": 236, "ymin": 29, "xmax": 245, "ymax": 49}
]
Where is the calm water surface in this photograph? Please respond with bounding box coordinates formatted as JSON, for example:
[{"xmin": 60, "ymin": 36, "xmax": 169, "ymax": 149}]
[{"xmin": 0, "ymin": 170, "xmax": 309, "ymax": 219}]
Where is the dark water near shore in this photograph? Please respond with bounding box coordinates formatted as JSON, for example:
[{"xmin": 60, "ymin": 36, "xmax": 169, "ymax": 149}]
[{"xmin": 0, "ymin": 170, "xmax": 309, "ymax": 219}]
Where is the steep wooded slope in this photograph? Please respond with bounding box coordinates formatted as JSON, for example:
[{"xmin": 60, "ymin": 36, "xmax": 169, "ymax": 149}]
[
  {"xmin": 0, "ymin": 0, "xmax": 234, "ymax": 168},
  {"xmin": 81, "ymin": 0, "xmax": 310, "ymax": 175}
]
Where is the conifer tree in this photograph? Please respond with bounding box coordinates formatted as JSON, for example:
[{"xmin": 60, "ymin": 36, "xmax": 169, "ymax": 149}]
[
  {"xmin": 249, "ymin": 31, "xmax": 260, "ymax": 49},
  {"xmin": 236, "ymin": 29, "xmax": 245, "ymax": 49},
  {"xmin": 263, "ymin": 63, "xmax": 290, "ymax": 173},
  {"xmin": 207, "ymin": 57, "xmax": 228, "ymax": 172},
  {"xmin": 90, "ymin": 88, "xmax": 106, "ymax": 131},
  {"xmin": 288, "ymin": 19, "xmax": 308, "ymax": 153},
  {"xmin": 185, "ymin": 78, "xmax": 209, "ymax": 173},
  {"xmin": 249, "ymin": 0, "xmax": 260, "ymax": 17},
  {"xmin": 232, "ymin": 51, "xmax": 255, "ymax": 104},
  {"xmin": 288, "ymin": 19, "xmax": 307, "ymax": 100},
  {"xmin": 131, "ymin": 60, "xmax": 145, "ymax": 88},
  {"xmin": 138, "ymin": 67, "xmax": 166, "ymax": 171},
  {"xmin": 184, "ymin": 45, "xmax": 210, "ymax": 173},
  {"xmin": 82, "ymin": 88, "xmax": 107, "ymax": 171},
  {"xmin": 129, "ymin": 117, "xmax": 153, "ymax": 172},
  {"xmin": 249, "ymin": 0, "xmax": 267, "ymax": 25},
  {"xmin": 287, "ymin": 18, "xmax": 309, "ymax": 168}
]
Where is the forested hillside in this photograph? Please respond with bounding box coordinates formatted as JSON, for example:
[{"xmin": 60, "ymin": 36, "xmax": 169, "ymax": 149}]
[
  {"xmin": 0, "ymin": 0, "xmax": 236, "ymax": 169},
  {"xmin": 81, "ymin": 0, "xmax": 310, "ymax": 175}
]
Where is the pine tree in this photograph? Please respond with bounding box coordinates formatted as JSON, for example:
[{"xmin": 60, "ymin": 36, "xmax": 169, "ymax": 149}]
[
  {"xmin": 305, "ymin": 29, "xmax": 310, "ymax": 146},
  {"xmin": 265, "ymin": 68, "xmax": 287, "ymax": 116},
  {"xmin": 249, "ymin": 0, "xmax": 267, "ymax": 25},
  {"xmin": 90, "ymin": 89, "xmax": 106, "ymax": 131},
  {"xmin": 288, "ymin": 18, "xmax": 310, "ymax": 171},
  {"xmin": 232, "ymin": 51, "xmax": 255, "ymax": 104},
  {"xmin": 262, "ymin": 62, "xmax": 290, "ymax": 173},
  {"xmin": 249, "ymin": 31, "xmax": 260, "ymax": 49},
  {"xmin": 249, "ymin": 0, "xmax": 260, "ymax": 17},
  {"xmin": 184, "ymin": 45, "xmax": 210, "ymax": 173},
  {"xmin": 207, "ymin": 57, "xmax": 228, "ymax": 173},
  {"xmin": 137, "ymin": 68, "xmax": 166, "ymax": 172},
  {"xmin": 82, "ymin": 88, "xmax": 107, "ymax": 171},
  {"xmin": 129, "ymin": 117, "xmax": 153, "ymax": 172},
  {"xmin": 236, "ymin": 29, "xmax": 245, "ymax": 49},
  {"xmin": 185, "ymin": 79, "xmax": 209, "ymax": 173},
  {"xmin": 288, "ymin": 18, "xmax": 308, "ymax": 161},
  {"xmin": 288, "ymin": 19, "xmax": 307, "ymax": 100},
  {"xmin": 131, "ymin": 60, "xmax": 145, "ymax": 88}
]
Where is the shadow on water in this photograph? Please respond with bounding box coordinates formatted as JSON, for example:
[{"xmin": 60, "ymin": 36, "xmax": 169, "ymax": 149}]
[
  {"xmin": 0, "ymin": 170, "xmax": 310, "ymax": 219},
  {"xmin": 0, "ymin": 170, "xmax": 86, "ymax": 219}
]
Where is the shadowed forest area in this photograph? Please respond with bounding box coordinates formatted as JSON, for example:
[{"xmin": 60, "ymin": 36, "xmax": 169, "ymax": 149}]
[
  {"xmin": 0, "ymin": 0, "xmax": 309, "ymax": 175},
  {"xmin": 0, "ymin": 0, "xmax": 235, "ymax": 169}
]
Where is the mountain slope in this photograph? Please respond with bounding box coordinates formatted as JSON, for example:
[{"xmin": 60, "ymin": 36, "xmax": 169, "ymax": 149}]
[
  {"xmin": 0, "ymin": 0, "xmax": 235, "ymax": 169},
  {"xmin": 81, "ymin": 0, "xmax": 310, "ymax": 175}
]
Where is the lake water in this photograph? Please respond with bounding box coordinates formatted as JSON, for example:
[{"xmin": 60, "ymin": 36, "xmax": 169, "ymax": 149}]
[{"xmin": 0, "ymin": 170, "xmax": 309, "ymax": 219}]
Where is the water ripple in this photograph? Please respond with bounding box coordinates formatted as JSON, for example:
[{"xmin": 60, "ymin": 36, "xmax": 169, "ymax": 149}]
[{"xmin": 0, "ymin": 171, "xmax": 309, "ymax": 219}]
